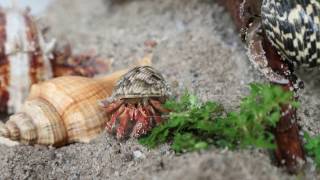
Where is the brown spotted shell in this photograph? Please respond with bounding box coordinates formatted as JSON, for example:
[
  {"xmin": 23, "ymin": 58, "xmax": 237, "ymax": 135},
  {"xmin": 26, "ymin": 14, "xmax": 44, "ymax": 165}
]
[
  {"xmin": 106, "ymin": 66, "xmax": 171, "ymax": 103},
  {"xmin": 0, "ymin": 69, "xmax": 127, "ymax": 147}
]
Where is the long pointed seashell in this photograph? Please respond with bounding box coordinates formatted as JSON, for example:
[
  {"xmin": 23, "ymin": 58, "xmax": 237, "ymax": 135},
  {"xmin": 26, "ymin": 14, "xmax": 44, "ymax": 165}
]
[{"xmin": 0, "ymin": 69, "xmax": 127, "ymax": 147}]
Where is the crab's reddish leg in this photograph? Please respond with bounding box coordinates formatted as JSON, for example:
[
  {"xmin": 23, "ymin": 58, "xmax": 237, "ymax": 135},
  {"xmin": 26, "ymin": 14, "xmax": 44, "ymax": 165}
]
[
  {"xmin": 149, "ymin": 99, "xmax": 170, "ymax": 113},
  {"xmin": 130, "ymin": 104, "xmax": 141, "ymax": 137},
  {"xmin": 147, "ymin": 104, "xmax": 162, "ymax": 125},
  {"xmin": 131, "ymin": 104, "xmax": 151, "ymax": 137},
  {"xmin": 127, "ymin": 103, "xmax": 136, "ymax": 121},
  {"xmin": 141, "ymin": 105, "xmax": 152, "ymax": 129},
  {"xmin": 106, "ymin": 104, "xmax": 125, "ymax": 134},
  {"xmin": 132, "ymin": 106, "xmax": 139, "ymax": 121},
  {"xmin": 116, "ymin": 107, "xmax": 131, "ymax": 140},
  {"xmin": 103, "ymin": 100, "xmax": 124, "ymax": 114}
]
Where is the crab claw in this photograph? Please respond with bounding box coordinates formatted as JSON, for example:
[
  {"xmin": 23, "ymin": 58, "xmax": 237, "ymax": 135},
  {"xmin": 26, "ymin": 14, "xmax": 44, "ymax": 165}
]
[{"xmin": 106, "ymin": 104, "xmax": 125, "ymax": 134}]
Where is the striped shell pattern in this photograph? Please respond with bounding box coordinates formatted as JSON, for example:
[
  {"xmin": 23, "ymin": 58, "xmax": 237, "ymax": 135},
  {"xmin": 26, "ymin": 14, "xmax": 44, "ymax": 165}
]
[
  {"xmin": 261, "ymin": 0, "xmax": 320, "ymax": 67},
  {"xmin": 0, "ymin": 7, "xmax": 54, "ymax": 113},
  {"xmin": 0, "ymin": 7, "xmax": 111, "ymax": 113},
  {"xmin": 106, "ymin": 66, "xmax": 171, "ymax": 102},
  {"xmin": 0, "ymin": 70, "xmax": 126, "ymax": 147}
]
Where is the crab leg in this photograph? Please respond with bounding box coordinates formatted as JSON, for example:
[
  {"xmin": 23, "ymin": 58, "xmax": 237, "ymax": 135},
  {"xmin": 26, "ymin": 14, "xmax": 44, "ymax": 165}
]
[
  {"xmin": 116, "ymin": 107, "xmax": 131, "ymax": 140},
  {"xmin": 147, "ymin": 104, "xmax": 162, "ymax": 125},
  {"xmin": 149, "ymin": 99, "xmax": 170, "ymax": 113},
  {"xmin": 106, "ymin": 104, "xmax": 125, "ymax": 134},
  {"xmin": 127, "ymin": 103, "xmax": 136, "ymax": 121},
  {"xmin": 103, "ymin": 100, "xmax": 124, "ymax": 114},
  {"xmin": 140, "ymin": 105, "xmax": 152, "ymax": 130},
  {"xmin": 131, "ymin": 104, "xmax": 151, "ymax": 137}
]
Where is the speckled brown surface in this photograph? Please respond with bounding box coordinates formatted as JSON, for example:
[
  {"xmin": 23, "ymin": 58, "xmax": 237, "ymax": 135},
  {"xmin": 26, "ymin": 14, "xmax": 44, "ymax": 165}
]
[{"xmin": 0, "ymin": 0, "xmax": 319, "ymax": 179}]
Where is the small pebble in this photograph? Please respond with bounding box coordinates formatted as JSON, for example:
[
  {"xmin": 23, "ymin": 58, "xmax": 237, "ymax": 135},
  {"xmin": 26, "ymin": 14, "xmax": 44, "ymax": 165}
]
[
  {"xmin": 133, "ymin": 150, "xmax": 146, "ymax": 159},
  {"xmin": 122, "ymin": 153, "xmax": 133, "ymax": 162}
]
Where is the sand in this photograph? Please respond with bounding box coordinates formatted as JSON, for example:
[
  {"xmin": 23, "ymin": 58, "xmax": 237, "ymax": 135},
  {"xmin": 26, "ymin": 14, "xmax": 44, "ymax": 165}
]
[{"xmin": 0, "ymin": 0, "xmax": 319, "ymax": 179}]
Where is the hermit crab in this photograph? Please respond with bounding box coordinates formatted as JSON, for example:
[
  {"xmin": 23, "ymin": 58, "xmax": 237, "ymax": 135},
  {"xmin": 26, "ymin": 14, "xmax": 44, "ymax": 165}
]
[{"xmin": 101, "ymin": 66, "xmax": 171, "ymax": 140}]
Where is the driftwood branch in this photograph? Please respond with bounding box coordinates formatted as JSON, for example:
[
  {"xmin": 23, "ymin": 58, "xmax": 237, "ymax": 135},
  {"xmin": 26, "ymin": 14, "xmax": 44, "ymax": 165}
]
[{"xmin": 217, "ymin": 0, "xmax": 305, "ymax": 173}]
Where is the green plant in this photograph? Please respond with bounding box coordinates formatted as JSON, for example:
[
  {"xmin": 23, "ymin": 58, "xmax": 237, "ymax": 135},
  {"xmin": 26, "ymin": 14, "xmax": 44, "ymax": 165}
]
[
  {"xmin": 139, "ymin": 83, "xmax": 299, "ymax": 153},
  {"xmin": 214, "ymin": 83, "xmax": 299, "ymax": 149},
  {"xmin": 304, "ymin": 132, "xmax": 320, "ymax": 168},
  {"xmin": 139, "ymin": 92, "xmax": 223, "ymax": 152}
]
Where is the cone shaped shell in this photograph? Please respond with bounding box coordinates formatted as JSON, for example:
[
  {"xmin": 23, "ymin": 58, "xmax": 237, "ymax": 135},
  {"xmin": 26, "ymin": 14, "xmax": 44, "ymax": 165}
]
[{"xmin": 0, "ymin": 71, "xmax": 125, "ymax": 146}]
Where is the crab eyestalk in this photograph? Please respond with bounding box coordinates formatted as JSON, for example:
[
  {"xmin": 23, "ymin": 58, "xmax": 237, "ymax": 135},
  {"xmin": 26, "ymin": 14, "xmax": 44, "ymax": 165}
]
[{"xmin": 101, "ymin": 66, "xmax": 171, "ymax": 140}]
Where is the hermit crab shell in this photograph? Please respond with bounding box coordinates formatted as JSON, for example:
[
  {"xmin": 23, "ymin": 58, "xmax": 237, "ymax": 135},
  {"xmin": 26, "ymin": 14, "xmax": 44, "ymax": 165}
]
[
  {"xmin": 0, "ymin": 69, "xmax": 126, "ymax": 147},
  {"xmin": 106, "ymin": 66, "xmax": 171, "ymax": 103},
  {"xmin": 261, "ymin": 0, "xmax": 320, "ymax": 67},
  {"xmin": 0, "ymin": 7, "xmax": 55, "ymax": 113}
]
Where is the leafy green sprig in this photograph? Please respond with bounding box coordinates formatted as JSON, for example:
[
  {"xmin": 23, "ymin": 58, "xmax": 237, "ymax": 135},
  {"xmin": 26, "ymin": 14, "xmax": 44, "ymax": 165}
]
[
  {"xmin": 139, "ymin": 83, "xmax": 299, "ymax": 153},
  {"xmin": 214, "ymin": 83, "xmax": 299, "ymax": 149},
  {"xmin": 140, "ymin": 92, "xmax": 223, "ymax": 152},
  {"xmin": 304, "ymin": 132, "xmax": 320, "ymax": 168}
]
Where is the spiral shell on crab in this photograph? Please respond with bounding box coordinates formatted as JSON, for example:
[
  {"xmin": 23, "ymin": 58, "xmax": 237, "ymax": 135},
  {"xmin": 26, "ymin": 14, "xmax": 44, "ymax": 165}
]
[
  {"xmin": 0, "ymin": 7, "xmax": 111, "ymax": 113},
  {"xmin": 0, "ymin": 69, "xmax": 127, "ymax": 147},
  {"xmin": 106, "ymin": 66, "xmax": 171, "ymax": 102}
]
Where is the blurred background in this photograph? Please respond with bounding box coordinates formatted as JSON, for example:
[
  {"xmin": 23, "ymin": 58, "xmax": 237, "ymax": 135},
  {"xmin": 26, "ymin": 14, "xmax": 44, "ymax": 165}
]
[
  {"xmin": 0, "ymin": 0, "xmax": 52, "ymax": 15},
  {"xmin": 0, "ymin": 0, "xmax": 319, "ymax": 179}
]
